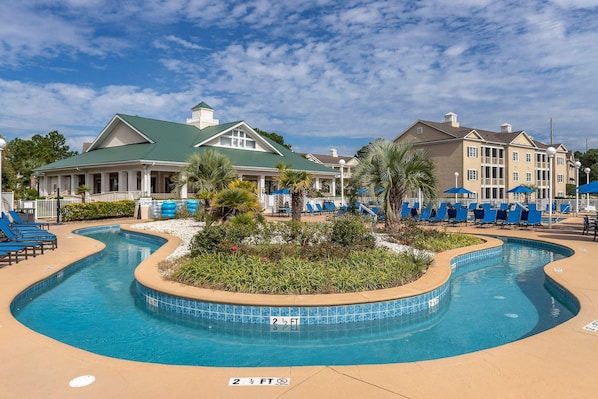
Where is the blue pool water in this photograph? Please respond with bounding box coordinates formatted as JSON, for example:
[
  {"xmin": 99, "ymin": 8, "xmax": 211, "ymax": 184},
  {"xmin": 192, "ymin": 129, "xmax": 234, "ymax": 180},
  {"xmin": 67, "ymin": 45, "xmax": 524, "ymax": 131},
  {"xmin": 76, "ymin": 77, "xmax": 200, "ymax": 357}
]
[{"xmin": 12, "ymin": 226, "xmax": 578, "ymax": 367}]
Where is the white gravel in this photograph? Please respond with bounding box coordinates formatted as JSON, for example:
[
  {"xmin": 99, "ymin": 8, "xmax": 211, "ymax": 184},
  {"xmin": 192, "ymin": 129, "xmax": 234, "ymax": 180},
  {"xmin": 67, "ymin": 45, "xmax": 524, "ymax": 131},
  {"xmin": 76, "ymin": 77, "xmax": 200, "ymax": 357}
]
[
  {"xmin": 130, "ymin": 219, "xmax": 205, "ymax": 260},
  {"xmin": 130, "ymin": 218, "xmax": 432, "ymax": 261}
]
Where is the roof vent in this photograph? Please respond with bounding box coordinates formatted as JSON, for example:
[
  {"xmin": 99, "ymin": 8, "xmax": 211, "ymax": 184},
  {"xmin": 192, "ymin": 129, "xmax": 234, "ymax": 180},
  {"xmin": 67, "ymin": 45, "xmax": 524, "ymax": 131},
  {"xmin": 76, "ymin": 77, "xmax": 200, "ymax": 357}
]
[
  {"xmin": 330, "ymin": 148, "xmax": 338, "ymax": 157},
  {"xmin": 444, "ymin": 112, "xmax": 459, "ymax": 128},
  {"xmin": 500, "ymin": 123, "xmax": 512, "ymax": 133}
]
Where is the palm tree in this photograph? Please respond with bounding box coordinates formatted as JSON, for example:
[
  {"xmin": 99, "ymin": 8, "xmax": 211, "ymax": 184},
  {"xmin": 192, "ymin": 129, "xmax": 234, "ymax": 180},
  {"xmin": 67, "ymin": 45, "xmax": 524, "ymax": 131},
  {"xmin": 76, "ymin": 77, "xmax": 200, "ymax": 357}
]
[
  {"xmin": 76, "ymin": 184, "xmax": 90, "ymax": 203},
  {"xmin": 275, "ymin": 164, "xmax": 314, "ymax": 222},
  {"xmin": 352, "ymin": 140, "xmax": 437, "ymax": 229},
  {"xmin": 174, "ymin": 150, "xmax": 236, "ymax": 216},
  {"xmin": 213, "ymin": 186, "xmax": 261, "ymax": 220}
]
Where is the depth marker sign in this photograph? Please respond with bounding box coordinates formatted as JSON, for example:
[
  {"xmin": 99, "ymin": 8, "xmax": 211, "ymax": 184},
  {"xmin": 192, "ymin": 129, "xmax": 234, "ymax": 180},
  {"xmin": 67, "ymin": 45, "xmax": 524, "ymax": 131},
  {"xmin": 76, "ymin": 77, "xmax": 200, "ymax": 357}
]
[
  {"xmin": 583, "ymin": 320, "xmax": 598, "ymax": 332},
  {"xmin": 229, "ymin": 377, "xmax": 290, "ymax": 386}
]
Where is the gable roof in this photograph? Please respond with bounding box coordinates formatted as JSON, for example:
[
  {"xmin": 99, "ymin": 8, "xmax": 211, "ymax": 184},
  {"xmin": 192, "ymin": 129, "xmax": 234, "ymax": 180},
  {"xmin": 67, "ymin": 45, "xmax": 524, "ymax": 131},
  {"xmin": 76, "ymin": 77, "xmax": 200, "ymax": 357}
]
[
  {"xmin": 302, "ymin": 153, "xmax": 355, "ymax": 165},
  {"xmin": 398, "ymin": 119, "xmax": 545, "ymax": 149},
  {"xmin": 36, "ymin": 114, "xmax": 335, "ymax": 174}
]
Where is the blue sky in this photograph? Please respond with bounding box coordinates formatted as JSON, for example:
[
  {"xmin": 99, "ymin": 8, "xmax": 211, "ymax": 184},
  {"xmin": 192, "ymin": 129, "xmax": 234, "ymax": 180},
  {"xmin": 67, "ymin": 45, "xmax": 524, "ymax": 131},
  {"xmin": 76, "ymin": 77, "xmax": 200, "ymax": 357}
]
[{"xmin": 1, "ymin": 0, "xmax": 597, "ymax": 158}]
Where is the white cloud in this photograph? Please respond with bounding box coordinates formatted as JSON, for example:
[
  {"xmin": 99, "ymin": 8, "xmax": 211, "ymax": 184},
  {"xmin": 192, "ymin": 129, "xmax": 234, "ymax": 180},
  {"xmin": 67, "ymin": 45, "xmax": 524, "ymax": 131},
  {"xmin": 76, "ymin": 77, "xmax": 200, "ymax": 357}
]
[{"xmin": 1, "ymin": 0, "xmax": 598, "ymax": 156}]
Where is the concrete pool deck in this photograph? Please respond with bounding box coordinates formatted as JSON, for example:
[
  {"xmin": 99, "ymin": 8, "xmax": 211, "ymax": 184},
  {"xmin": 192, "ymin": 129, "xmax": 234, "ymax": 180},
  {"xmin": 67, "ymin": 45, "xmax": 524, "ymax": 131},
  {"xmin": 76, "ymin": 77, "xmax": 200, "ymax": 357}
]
[{"xmin": 1, "ymin": 216, "xmax": 598, "ymax": 398}]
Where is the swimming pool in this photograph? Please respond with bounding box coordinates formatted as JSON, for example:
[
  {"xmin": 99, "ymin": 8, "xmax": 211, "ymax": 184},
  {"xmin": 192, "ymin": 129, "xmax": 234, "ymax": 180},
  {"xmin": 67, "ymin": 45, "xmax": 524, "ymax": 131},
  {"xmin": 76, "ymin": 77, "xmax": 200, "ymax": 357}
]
[{"xmin": 11, "ymin": 225, "xmax": 578, "ymax": 367}]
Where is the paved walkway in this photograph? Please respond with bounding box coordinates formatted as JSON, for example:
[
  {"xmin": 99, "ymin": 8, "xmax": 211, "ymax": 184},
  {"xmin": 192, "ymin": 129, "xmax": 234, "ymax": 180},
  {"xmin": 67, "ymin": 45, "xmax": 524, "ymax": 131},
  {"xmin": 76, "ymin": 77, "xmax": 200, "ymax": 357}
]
[{"xmin": 1, "ymin": 216, "xmax": 598, "ymax": 398}]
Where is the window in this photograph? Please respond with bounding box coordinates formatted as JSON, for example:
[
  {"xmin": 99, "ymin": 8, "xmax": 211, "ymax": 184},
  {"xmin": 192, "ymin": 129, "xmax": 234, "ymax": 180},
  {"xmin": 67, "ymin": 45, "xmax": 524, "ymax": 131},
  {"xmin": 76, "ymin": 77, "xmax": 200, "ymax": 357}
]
[
  {"xmin": 513, "ymin": 151, "xmax": 519, "ymax": 161},
  {"xmin": 526, "ymin": 172, "xmax": 532, "ymax": 182},
  {"xmin": 557, "ymin": 174, "xmax": 564, "ymax": 183},
  {"xmin": 467, "ymin": 146, "xmax": 478, "ymax": 158},
  {"xmin": 526, "ymin": 153, "xmax": 532, "ymax": 163},
  {"xmin": 513, "ymin": 171, "xmax": 519, "ymax": 182},
  {"xmin": 557, "ymin": 156, "xmax": 564, "ymax": 165},
  {"xmin": 416, "ymin": 126, "xmax": 423, "ymax": 134},
  {"xmin": 467, "ymin": 169, "xmax": 478, "ymax": 180},
  {"xmin": 219, "ymin": 129, "xmax": 256, "ymax": 149}
]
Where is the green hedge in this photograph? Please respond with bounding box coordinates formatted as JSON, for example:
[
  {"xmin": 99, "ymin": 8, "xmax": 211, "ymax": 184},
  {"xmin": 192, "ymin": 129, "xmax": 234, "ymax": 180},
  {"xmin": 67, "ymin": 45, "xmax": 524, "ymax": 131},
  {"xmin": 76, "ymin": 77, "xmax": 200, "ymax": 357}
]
[{"xmin": 61, "ymin": 200, "xmax": 136, "ymax": 221}]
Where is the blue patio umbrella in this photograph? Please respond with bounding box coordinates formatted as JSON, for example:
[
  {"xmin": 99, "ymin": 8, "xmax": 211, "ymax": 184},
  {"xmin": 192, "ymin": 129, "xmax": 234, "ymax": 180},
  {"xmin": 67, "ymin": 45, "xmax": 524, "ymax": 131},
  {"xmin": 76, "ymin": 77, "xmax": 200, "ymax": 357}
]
[
  {"xmin": 507, "ymin": 185, "xmax": 534, "ymax": 194},
  {"xmin": 578, "ymin": 181, "xmax": 598, "ymax": 194},
  {"xmin": 444, "ymin": 187, "xmax": 474, "ymax": 195},
  {"xmin": 272, "ymin": 188, "xmax": 290, "ymax": 194}
]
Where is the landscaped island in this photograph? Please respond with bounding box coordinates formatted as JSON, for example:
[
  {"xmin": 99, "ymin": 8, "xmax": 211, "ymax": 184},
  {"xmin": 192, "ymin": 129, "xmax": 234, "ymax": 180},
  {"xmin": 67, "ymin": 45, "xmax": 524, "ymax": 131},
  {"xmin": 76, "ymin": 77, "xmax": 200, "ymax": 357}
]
[{"xmin": 162, "ymin": 215, "xmax": 482, "ymax": 295}]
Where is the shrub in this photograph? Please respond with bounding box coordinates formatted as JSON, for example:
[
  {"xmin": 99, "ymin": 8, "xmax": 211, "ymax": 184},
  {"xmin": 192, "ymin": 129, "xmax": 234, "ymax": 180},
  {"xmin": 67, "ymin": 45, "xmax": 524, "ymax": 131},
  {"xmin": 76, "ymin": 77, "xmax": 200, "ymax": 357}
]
[
  {"xmin": 61, "ymin": 200, "xmax": 136, "ymax": 221},
  {"xmin": 330, "ymin": 214, "xmax": 375, "ymax": 248}
]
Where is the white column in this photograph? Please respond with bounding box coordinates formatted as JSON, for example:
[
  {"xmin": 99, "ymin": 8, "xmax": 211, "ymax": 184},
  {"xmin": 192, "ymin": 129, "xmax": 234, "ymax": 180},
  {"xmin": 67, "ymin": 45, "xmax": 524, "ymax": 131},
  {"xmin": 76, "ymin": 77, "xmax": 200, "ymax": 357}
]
[
  {"xmin": 259, "ymin": 175, "xmax": 266, "ymax": 206},
  {"xmin": 118, "ymin": 171, "xmax": 126, "ymax": 191}
]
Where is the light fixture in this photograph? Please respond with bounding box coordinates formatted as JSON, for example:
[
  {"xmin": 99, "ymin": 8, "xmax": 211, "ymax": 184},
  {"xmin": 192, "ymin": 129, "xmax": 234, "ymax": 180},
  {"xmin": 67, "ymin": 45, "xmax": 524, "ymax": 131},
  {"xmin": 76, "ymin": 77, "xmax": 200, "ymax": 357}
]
[
  {"xmin": 546, "ymin": 147, "xmax": 557, "ymax": 229},
  {"xmin": 584, "ymin": 167, "xmax": 591, "ymax": 210},
  {"xmin": 574, "ymin": 161, "xmax": 581, "ymax": 216},
  {"xmin": 0, "ymin": 137, "xmax": 7, "ymax": 216},
  {"xmin": 454, "ymin": 172, "xmax": 459, "ymax": 203},
  {"xmin": 339, "ymin": 159, "xmax": 346, "ymax": 206}
]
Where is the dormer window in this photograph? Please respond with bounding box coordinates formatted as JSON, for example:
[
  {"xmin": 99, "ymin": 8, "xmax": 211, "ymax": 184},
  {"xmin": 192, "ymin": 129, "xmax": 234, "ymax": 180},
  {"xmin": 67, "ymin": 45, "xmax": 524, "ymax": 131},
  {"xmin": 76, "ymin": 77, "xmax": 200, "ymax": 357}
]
[{"xmin": 219, "ymin": 129, "xmax": 256, "ymax": 149}]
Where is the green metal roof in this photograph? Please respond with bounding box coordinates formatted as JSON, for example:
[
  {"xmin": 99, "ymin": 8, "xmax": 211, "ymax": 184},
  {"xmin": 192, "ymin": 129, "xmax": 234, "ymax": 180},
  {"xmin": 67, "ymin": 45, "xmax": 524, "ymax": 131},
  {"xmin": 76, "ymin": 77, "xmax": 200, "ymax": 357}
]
[
  {"xmin": 36, "ymin": 114, "xmax": 335, "ymax": 174},
  {"xmin": 191, "ymin": 101, "xmax": 213, "ymax": 110}
]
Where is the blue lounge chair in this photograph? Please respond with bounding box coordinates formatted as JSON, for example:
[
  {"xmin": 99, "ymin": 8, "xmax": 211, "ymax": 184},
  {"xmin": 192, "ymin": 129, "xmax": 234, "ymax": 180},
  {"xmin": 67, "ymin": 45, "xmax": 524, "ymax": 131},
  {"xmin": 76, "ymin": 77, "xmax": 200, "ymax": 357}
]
[
  {"xmin": 400, "ymin": 202, "xmax": 411, "ymax": 220},
  {"xmin": 448, "ymin": 207, "xmax": 468, "ymax": 225},
  {"xmin": 496, "ymin": 209, "xmax": 508, "ymax": 225},
  {"xmin": 305, "ymin": 203, "xmax": 316, "ymax": 215},
  {"xmin": 8, "ymin": 210, "xmax": 50, "ymax": 230},
  {"xmin": 414, "ymin": 206, "xmax": 432, "ymax": 222},
  {"xmin": 477, "ymin": 209, "xmax": 497, "ymax": 226},
  {"xmin": 428, "ymin": 203, "xmax": 448, "ymax": 223},
  {"xmin": 315, "ymin": 203, "xmax": 325, "ymax": 213},
  {"xmin": 0, "ymin": 219, "xmax": 57, "ymax": 250},
  {"xmin": 502, "ymin": 208, "xmax": 522, "ymax": 228},
  {"xmin": 521, "ymin": 210, "xmax": 542, "ymax": 227},
  {"xmin": 473, "ymin": 209, "xmax": 485, "ymax": 224}
]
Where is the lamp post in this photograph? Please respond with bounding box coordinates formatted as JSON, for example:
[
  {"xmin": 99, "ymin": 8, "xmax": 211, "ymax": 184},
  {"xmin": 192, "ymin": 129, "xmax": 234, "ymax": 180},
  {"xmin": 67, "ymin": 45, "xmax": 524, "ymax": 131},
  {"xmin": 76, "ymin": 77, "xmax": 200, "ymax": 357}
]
[
  {"xmin": 574, "ymin": 161, "xmax": 581, "ymax": 216},
  {"xmin": 454, "ymin": 172, "xmax": 459, "ymax": 203},
  {"xmin": 547, "ymin": 146, "xmax": 557, "ymax": 229},
  {"xmin": 0, "ymin": 137, "xmax": 6, "ymax": 216},
  {"xmin": 339, "ymin": 159, "xmax": 345, "ymax": 207},
  {"xmin": 585, "ymin": 167, "xmax": 591, "ymax": 210}
]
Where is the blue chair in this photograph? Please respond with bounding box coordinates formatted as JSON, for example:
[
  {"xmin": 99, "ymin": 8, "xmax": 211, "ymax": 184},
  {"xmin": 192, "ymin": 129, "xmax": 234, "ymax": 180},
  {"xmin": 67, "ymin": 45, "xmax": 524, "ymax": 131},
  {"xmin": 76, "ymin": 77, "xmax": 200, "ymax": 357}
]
[
  {"xmin": 0, "ymin": 219, "xmax": 57, "ymax": 250},
  {"xmin": 499, "ymin": 203, "xmax": 509, "ymax": 211},
  {"xmin": 415, "ymin": 206, "xmax": 432, "ymax": 222},
  {"xmin": 305, "ymin": 203, "xmax": 316, "ymax": 215},
  {"xmin": 522, "ymin": 210, "xmax": 542, "ymax": 227},
  {"xmin": 560, "ymin": 203, "xmax": 571, "ymax": 214},
  {"xmin": 496, "ymin": 209, "xmax": 508, "ymax": 225},
  {"xmin": 429, "ymin": 203, "xmax": 448, "ymax": 223},
  {"xmin": 8, "ymin": 210, "xmax": 50, "ymax": 230},
  {"xmin": 477, "ymin": 209, "xmax": 497, "ymax": 226},
  {"xmin": 400, "ymin": 202, "xmax": 411, "ymax": 220},
  {"xmin": 502, "ymin": 209, "xmax": 522, "ymax": 228},
  {"xmin": 473, "ymin": 209, "xmax": 485, "ymax": 224},
  {"xmin": 527, "ymin": 203, "xmax": 537, "ymax": 212},
  {"xmin": 448, "ymin": 207, "xmax": 468, "ymax": 225},
  {"xmin": 316, "ymin": 203, "xmax": 325, "ymax": 213}
]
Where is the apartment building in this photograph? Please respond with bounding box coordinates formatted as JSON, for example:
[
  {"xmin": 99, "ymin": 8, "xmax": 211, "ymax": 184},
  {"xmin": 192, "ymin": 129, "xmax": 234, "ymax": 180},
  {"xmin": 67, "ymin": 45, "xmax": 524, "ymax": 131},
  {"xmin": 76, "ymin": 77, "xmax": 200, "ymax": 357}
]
[{"xmin": 393, "ymin": 112, "xmax": 573, "ymax": 204}]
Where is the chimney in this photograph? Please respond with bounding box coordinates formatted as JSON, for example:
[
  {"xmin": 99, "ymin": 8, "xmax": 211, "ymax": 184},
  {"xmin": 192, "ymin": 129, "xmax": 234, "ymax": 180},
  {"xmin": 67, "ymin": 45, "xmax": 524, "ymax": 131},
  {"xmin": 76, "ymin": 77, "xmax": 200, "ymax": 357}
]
[
  {"xmin": 500, "ymin": 123, "xmax": 512, "ymax": 133},
  {"xmin": 82, "ymin": 142, "xmax": 92, "ymax": 153},
  {"xmin": 330, "ymin": 148, "xmax": 338, "ymax": 157},
  {"xmin": 444, "ymin": 112, "xmax": 459, "ymax": 128}
]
